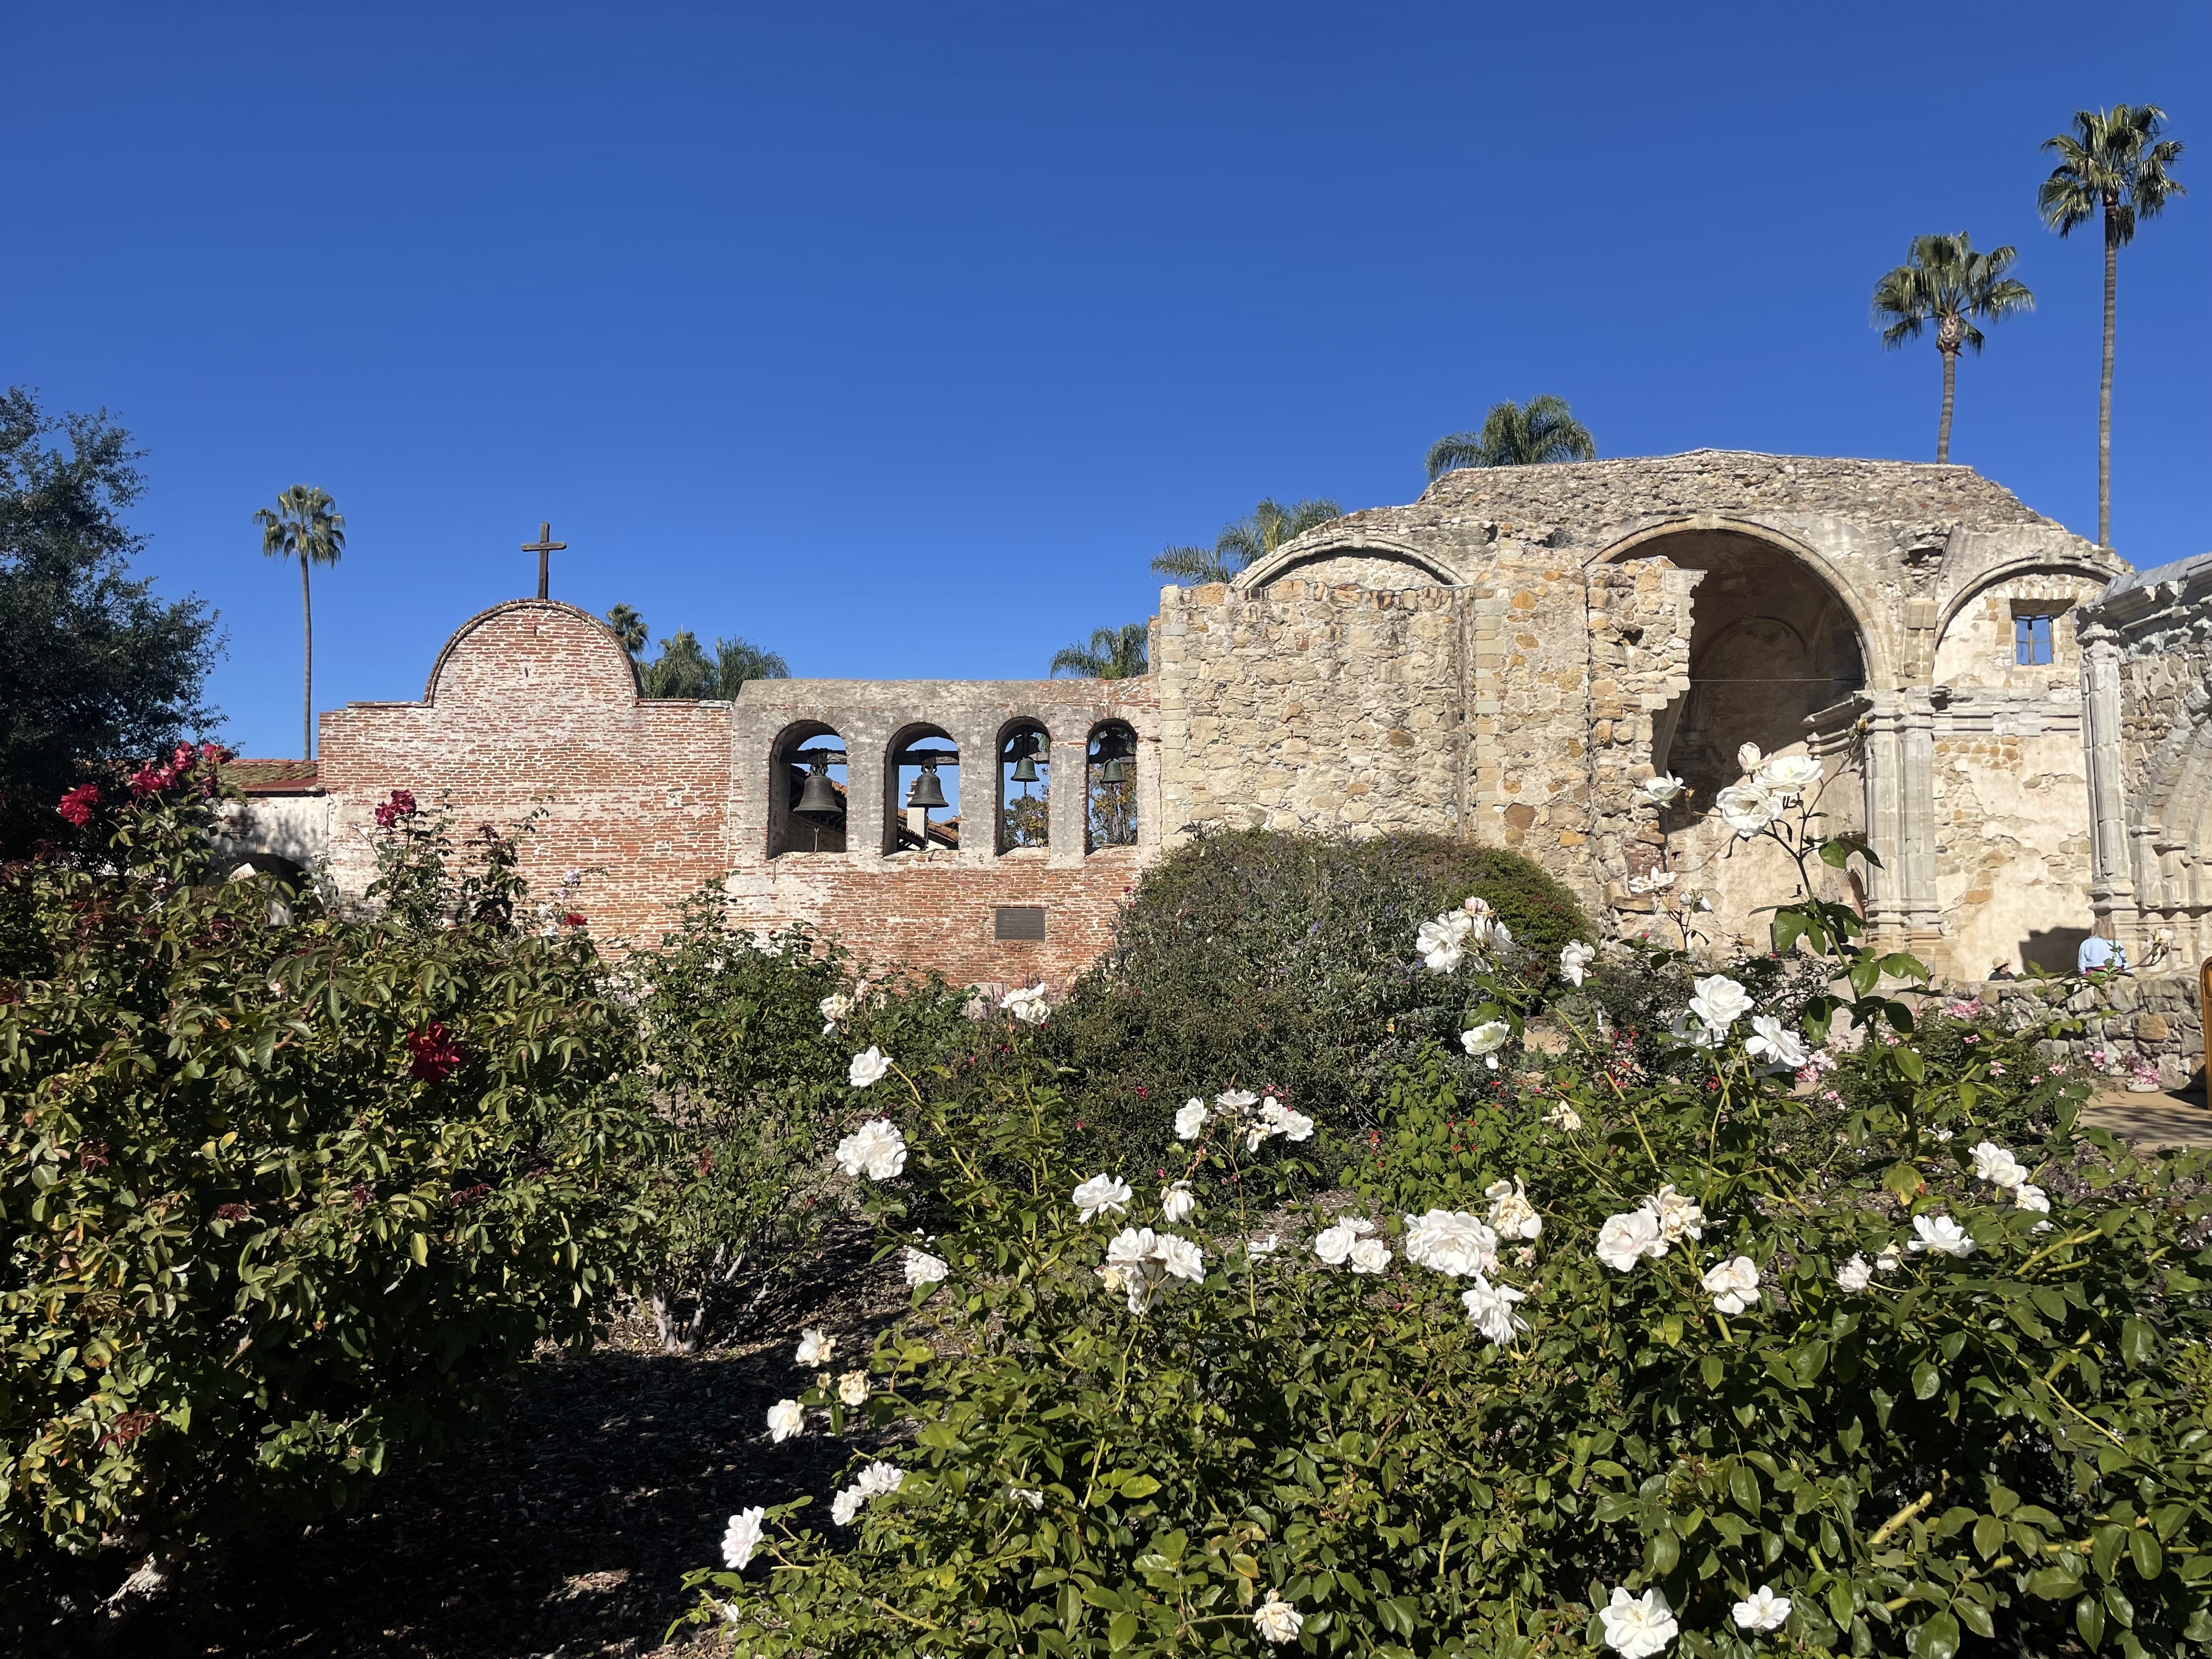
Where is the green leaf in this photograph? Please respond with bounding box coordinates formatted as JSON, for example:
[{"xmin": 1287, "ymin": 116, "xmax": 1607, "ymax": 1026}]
[
  {"xmin": 2079, "ymin": 1595, "xmax": 2107, "ymax": 1650},
  {"xmin": 1108, "ymin": 1611, "xmax": 1137, "ymax": 1649},
  {"xmin": 1914, "ymin": 1609, "xmax": 1960, "ymax": 1659},
  {"xmin": 2130, "ymin": 1530, "xmax": 2164, "ymax": 1582},
  {"xmin": 2120, "ymin": 1318, "xmax": 2155, "ymax": 1368},
  {"xmin": 1973, "ymin": 1516, "xmax": 2006, "ymax": 1560},
  {"xmin": 1701, "ymin": 1354, "xmax": 1724, "ymax": 1389},
  {"xmin": 1728, "ymin": 1464, "xmax": 1760, "ymax": 1515},
  {"xmin": 1893, "ymin": 1047, "xmax": 1925, "ymax": 1083},
  {"xmin": 1119, "ymin": 1475, "xmax": 1161, "ymax": 1499},
  {"xmin": 1912, "ymin": 1360, "xmax": 1942, "ymax": 1401}
]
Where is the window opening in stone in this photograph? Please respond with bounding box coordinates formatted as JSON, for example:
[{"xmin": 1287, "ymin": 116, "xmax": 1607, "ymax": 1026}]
[
  {"xmin": 1085, "ymin": 721, "xmax": 1137, "ymax": 851},
  {"xmin": 887, "ymin": 726, "xmax": 961, "ymax": 853},
  {"xmin": 2014, "ymin": 613, "xmax": 2055, "ymax": 666},
  {"xmin": 998, "ymin": 721, "xmax": 1051, "ymax": 852},
  {"xmin": 769, "ymin": 723, "xmax": 848, "ymax": 855}
]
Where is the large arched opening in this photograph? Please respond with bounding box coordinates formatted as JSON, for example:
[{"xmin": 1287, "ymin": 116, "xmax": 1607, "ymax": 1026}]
[{"xmin": 1621, "ymin": 527, "xmax": 1869, "ymax": 805}]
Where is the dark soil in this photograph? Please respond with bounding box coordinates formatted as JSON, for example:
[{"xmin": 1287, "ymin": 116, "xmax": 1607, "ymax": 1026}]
[{"xmin": 154, "ymin": 1238, "xmax": 907, "ymax": 1658}]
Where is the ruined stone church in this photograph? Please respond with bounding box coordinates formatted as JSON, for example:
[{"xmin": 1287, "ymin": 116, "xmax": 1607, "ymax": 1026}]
[{"xmin": 232, "ymin": 450, "xmax": 2212, "ymax": 991}]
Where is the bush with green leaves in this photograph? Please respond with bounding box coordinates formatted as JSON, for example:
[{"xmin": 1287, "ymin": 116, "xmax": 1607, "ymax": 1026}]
[
  {"xmin": 0, "ymin": 763, "xmax": 661, "ymax": 1630},
  {"xmin": 1042, "ymin": 830, "xmax": 1592, "ymax": 1171},
  {"xmin": 680, "ymin": 830, "xmax": 2212, "ymax": 1659}
]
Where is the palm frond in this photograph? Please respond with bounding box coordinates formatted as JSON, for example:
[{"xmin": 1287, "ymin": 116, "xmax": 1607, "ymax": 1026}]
[{"xmin": 1152, "ymin": 543, "xmax": 1231, "ymax": 583}]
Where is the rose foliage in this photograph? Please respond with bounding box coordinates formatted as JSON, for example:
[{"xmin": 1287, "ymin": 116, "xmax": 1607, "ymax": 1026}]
[
  {"xmin": 0, "ymin": 763, "xmax": 660, "ymax": 1623},
  {"xmin": 686, "ymin": 859, "xmax": 2212, "ymax": 1659}
]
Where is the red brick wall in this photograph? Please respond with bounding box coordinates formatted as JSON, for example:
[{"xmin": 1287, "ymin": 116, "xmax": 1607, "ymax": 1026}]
[{"xmin": 317, "ymin": 600, "xmax": 1152, "ymax": 985}]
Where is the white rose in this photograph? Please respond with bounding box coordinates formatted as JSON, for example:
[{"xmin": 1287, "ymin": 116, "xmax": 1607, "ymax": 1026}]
[
  {"xmin": 903, "ymin": 1246, "xmax": 949, "ymax": 1286},
  {"xmin": 1702, "ymin": 1254, "xmax": 1762, "ymax": 1316},
  {"xmin": 1971, "ymin": 1140, "xmax": 2027, "ymax": 1189},
  {"xmin": 1346, "ymin": 1236, "xmax": 1392, "ymax": 1274},
  {"xmin": 1160, "ymin": 1181, "xmax": 1196, "ymax": 1223},
  {"xmin": 833, "ymin": 1118, "xmax": 907, "ymax": 1181},
  {"xmin": 1686, "ymin": 975, "xmax": 1752, "ymax": 1031},
  {"xmin": 1543, "ymin": 1102, "xmax": 1583, "ymax": 1130},
  {"xmin": 1416, "ymin": 914, "xmax": 1470, "ymax": 973},
  {"xmin": 1647, "ymin": 1184, "xmax": 1705, "ymax": 1242},
  {"xmin": 721, "ymin": 1504, "xmax": 766, "ymax": 1569},
  {"xmin": 1460, "ymin": 1274, "xmax": 1530, "ymax": 1346},
  {"xmin": 1253, "ymin": 1595, "xmax": 1304, "ymax": 1645},
  {"xmin": 1907, "ymin": 1213, "xmax": 1977, "ymax": 1257},
  {"xmin": 1731, "ymin": 1585, "xmax": 1791, "ymax": 1633},
  {"xmin": 795, "ymin": 1327, "xmax": 836, "ymax": 1367},
  {"xmin": 1560, "ymin": 940, "xmax": 1596, "ymax": 986},
  {"xmin": 1150, "ymin": 1231, "xmax": 1206, "ymax": 1283},
  {"xmin": 1174, "ymin": 1099, "xmax": 1208, "ymax": 1140},
  {"xmin": 1875, "ymin": 1243, "xmax": 1903, "ymax": 1273},
  {"xmin": 1259, "ymin": 1096, "xmax": 1314, "ymax": 1142},
  {"xmin": 1745, "ymin": 1015, "xmax": 1808, "ymax": 1069},
  {"xmin": 1755, "ymin": 752, "xmax": 1824, "ymax": 799},
  {"xmin": 1596, "ymin": 1207, "xmax": 1666, "ymax": 1272},
  {"xmin": 837, "ymin": 1369, "xmax": 870, "ymax": 1406},
  {"xmin": 1462, "ymin": 1020, "xmax": 1513, "ymax": 1070},
  {"xmin": 766, "ymin": 1398, "xmax": 805, "ymax": 1443},
  {"xmin": 1640, "ymin": 773, "xmax": 1686, "ymax": 806},
  {"xmin": 1736, "ymin": 742, "xmax": 1765, "ymax": 772},
  {"xmin": 855, "ymin": 1460, "xmax": 904, "ymax": 1497},
  {"xmin": 1001, "ymin": 984, "xmax": 1052, "ymax": 1025},
  {"xmin": 2014, "ymin": 1183, "xmax": 2051, "ymax": 1214},
  {"xmin": 1485, "ymin": 1177, "xmax": 1542, "ymax": 1241},
  {"xmin": 1716, "ymin": 782, "xmax": 1781, "ymax": 837},
  {"xmin": 1072, "ymin": 1173, "xmax": 1134, "ymax": 1221},
  {"xmin": 1601, "ymin": 1585, "xmax": 1679, "ymax": 1658},
  {"xmin": 847, "ymin": 1046, "xmax": 892, "ymax": 1088},
  {"xmin": 1313, "ymin": 1222, "xmax": 1358, "ymax": 1266},
  {"xmin": 1009, "ymin": 1487, "xmax": 1046, "ymax": 1509},
  {"xmin": 1402, "ymin": 1209, "xmax": 1499, "ymax": 1278},
  {"xmin": 1835, "ymin": 1253, "xmax": 1872, "ymax": 1293},
  {"xmin": 1214, "ymin": 1088, "xmax": 1260, "ymax": 1112},
  {"xmin": 830, "ymin": 1486, "xmax": 865, "ymax": 1527}
]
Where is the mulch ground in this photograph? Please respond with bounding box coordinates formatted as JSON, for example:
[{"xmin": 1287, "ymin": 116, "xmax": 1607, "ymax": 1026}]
[{"xmin": 156, "ymin": 1235, "xmax": 907, "ymax": 1659}]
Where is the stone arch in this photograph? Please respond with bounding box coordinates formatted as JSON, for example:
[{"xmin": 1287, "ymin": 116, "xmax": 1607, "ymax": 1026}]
[
  {"xmin": 884, "ymin": 721, "xmax": 960, "ymax": 854},
  {"xmin": 422, "ymin": 599, "xmax": 639, "ymax": 706},
  {"xmin": 1234, "ymin": 532, "xmax": 1459, "ymax": 592},
  {"xmin": 768, "ymin": 720, "xmax": 848, "ymax": 856},
  {"xmin": 1932, "ymin": 564, "xmax": 2113, "ymax": 689},
  {"xmin": 1596, "ymin": 521, "xmax": 1873, "ymax": 805},
  {"xmin": 1084, "ymin": 719, "xmax": 1139, "ymax": 851},
  {"xmin": 995, "ymin": 716, "xmax": 1052, "ymax": 853}
]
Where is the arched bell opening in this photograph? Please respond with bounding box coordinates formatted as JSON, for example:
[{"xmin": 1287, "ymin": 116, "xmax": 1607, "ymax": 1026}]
[
  {"xmin": 769, "ymin": 721, "xmax": 848, "ymax": 855},
  {"xmin": 997, "ymin": 720, "xmax": 1051, "ymax": 853},
  {"xmin": 1622, "ymin": 529, "xmax": 1869, "ymax": 809},
  {"xmin": 885, "ymin": 724, "xmax": 961, "ymax": 854},
  {"xmin": 1085, "ymin": 720, "xmax": 1138, "ymax": 852}
]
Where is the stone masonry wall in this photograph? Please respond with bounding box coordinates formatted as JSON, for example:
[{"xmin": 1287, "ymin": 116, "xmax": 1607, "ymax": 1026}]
[{"xmin": 1973, "ymin": 972, "xmax": 2204, "ymax": 1092}]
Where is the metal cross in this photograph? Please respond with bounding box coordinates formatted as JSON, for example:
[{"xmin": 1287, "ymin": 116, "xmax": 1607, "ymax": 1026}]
[{"xmin": 522, "ymin": 521, "xmax": 566, "ymax": 599}]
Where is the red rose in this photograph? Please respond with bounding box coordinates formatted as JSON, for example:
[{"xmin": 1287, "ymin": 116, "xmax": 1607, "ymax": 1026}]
[
  {"xmin": 126, "ymin": 763, "xmax": 173, "ymax": 797},
  {"xmin": 374, "ymin": 788, "xmax": 419, "ymax": 830},
  {"xmin": 561, "ymin": 912, "xmax": 586, "ymax": 928},
  {"xmin": 404, "ymin": 1022, "xmax": 463, "ymax": 1082},
  {"xmin": 56, "ymin": 784, "xmax": 99, "ymax": 827}
]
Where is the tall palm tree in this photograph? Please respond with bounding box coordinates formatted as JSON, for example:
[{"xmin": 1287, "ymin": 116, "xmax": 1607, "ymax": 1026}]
[
  {"xmin": 1870, "ymin": 233, "xmax": 2035, "ymax": 463},
  {"xmin": 1051, "ymin": 622, "xmax": 1149, "ymax": 679},
  {"xmin": 2038, "ymin": 104, "xmax": 2186, "ymax": 546},
  {"xmin": 1152, "ymin": 496, "xmax": 1342, "ymax": 585},
  {"xmin": 605, "ymin": 602, "xmax": 648, "ymax": 658},
  {"xmin": 1425, "ymin": 396, "xmax": 1594, "ymax": 481},
  {"xmin": 253, "ymin": 485, "xmax": 345, "ymax": 760}
]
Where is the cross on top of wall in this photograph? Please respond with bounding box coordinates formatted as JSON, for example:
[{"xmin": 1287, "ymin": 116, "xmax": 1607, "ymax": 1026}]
[{"xmin": 522, "ymin": 521, "xmax": 566, "ymax": 600}]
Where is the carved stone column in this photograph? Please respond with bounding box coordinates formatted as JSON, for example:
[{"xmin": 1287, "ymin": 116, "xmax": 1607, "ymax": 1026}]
[
  {"xmin": 1859, "ymin": 691, "xmax": 1908, "ymax": 946},
  {"xmin": 2080, "ymin": 621, "xmax": 2141, "ymax": 944}
]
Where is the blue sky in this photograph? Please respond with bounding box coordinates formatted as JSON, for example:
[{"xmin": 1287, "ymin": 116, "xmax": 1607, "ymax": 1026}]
[{"xmin": 8, "ymin": 1, "xmax": 2208, "ymax": 758}]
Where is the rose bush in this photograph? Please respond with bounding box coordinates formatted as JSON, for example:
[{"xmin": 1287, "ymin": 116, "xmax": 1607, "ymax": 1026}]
[
  {"xmin": 681, "ymin": 808, "xmax": 2212, "ymax": 1658},
  {"xmin": 0, "ymin": 763, "xmax": 661, "ymax": 1632}
]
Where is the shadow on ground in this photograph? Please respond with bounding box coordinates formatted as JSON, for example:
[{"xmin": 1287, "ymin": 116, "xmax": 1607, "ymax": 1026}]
[{"xmin": 154, "ymin": 1240, "xmax": 904, "ymax": 1659}]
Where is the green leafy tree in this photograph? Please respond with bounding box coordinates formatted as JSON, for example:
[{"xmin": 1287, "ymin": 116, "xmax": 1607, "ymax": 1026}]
[
  {"xmin": 2038, "ymin": 104, "xmax": 2187, "ymax": 546},
  {"xmin": 639, "ymin": 628, "xmax": 792, "ymax": 698},
  {"xmin": 1051, "ymin": 622, "xmax": 1149, "ymax": 679},
  {"xmin": 1871, "ymin": 233, "xmax": 2035, "ymax": 462},
  {"xmin": 0, "ymin": 388, "xmax": 217, "ymax": 856},
  {"xmin": 252, "ymin": 484, "xmax": 346, "ymax": 759},
  {"xmin": 1425, "ymin": 395, "xmax": 1595, "ymax": 481},
  {"xmin": 1152, "ymin": 497, "xmax": 1341, "ymax": 586}
]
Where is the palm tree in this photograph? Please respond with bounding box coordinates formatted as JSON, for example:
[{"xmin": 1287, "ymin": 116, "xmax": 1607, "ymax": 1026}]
[
  {"xmin": 1870, "ymin": 233, "xmax": 2035, "ymax": 464},
  {"xmin": 605, "ymin": 602, "xmax": 648, "ymax": 658},
  {"xmin": 1051, "ymin": 622, "xmax": 1149, "ymax": 679},
  {"xmin": 253, "ymin": 485, "xmax": 345, "ymax": 760},
  {"xmin": 1425, "ymin": 396, "xmax": 1594, "ymax": 481},
  {"xmin": 2038, "ymin": 104, "xmax": 2186, "ymax": 546},
  {"xmin": 1152, "ymin": 496, "xmax": 1342, "ymax": 585}
]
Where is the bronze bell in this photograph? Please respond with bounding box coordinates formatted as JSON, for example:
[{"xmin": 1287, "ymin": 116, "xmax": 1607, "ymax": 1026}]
[
  {"xmin": 1099, "ymin": 755, "xmax": 1127, "ymax": 784},
  {"xmin": 907, "ymin": 761, "xmax": 950, "ymax": 810},
  {"xmin": 1011, "ymin": 751, "xmax": 1041, "ymax": 784},
  {"xmin": 795, "ymin": 758, "xmax": 842, "ymax": 818}
]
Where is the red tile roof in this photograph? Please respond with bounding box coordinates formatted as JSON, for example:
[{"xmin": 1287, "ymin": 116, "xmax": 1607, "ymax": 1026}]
[{"xmin": 227, "ymin": 759, "xmax": 323, "ymax": 795}]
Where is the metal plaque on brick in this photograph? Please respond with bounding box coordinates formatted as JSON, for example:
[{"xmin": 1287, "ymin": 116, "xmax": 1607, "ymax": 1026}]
[{"xmin": 994, "ymin": 906, "xmax": 1047, "ymax": 942}]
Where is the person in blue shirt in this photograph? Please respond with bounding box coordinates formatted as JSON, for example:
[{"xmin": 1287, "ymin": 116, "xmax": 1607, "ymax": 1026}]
[{"xmin": 2078, "ymin": 933, "xmax": 2128, "ymax": 973}]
